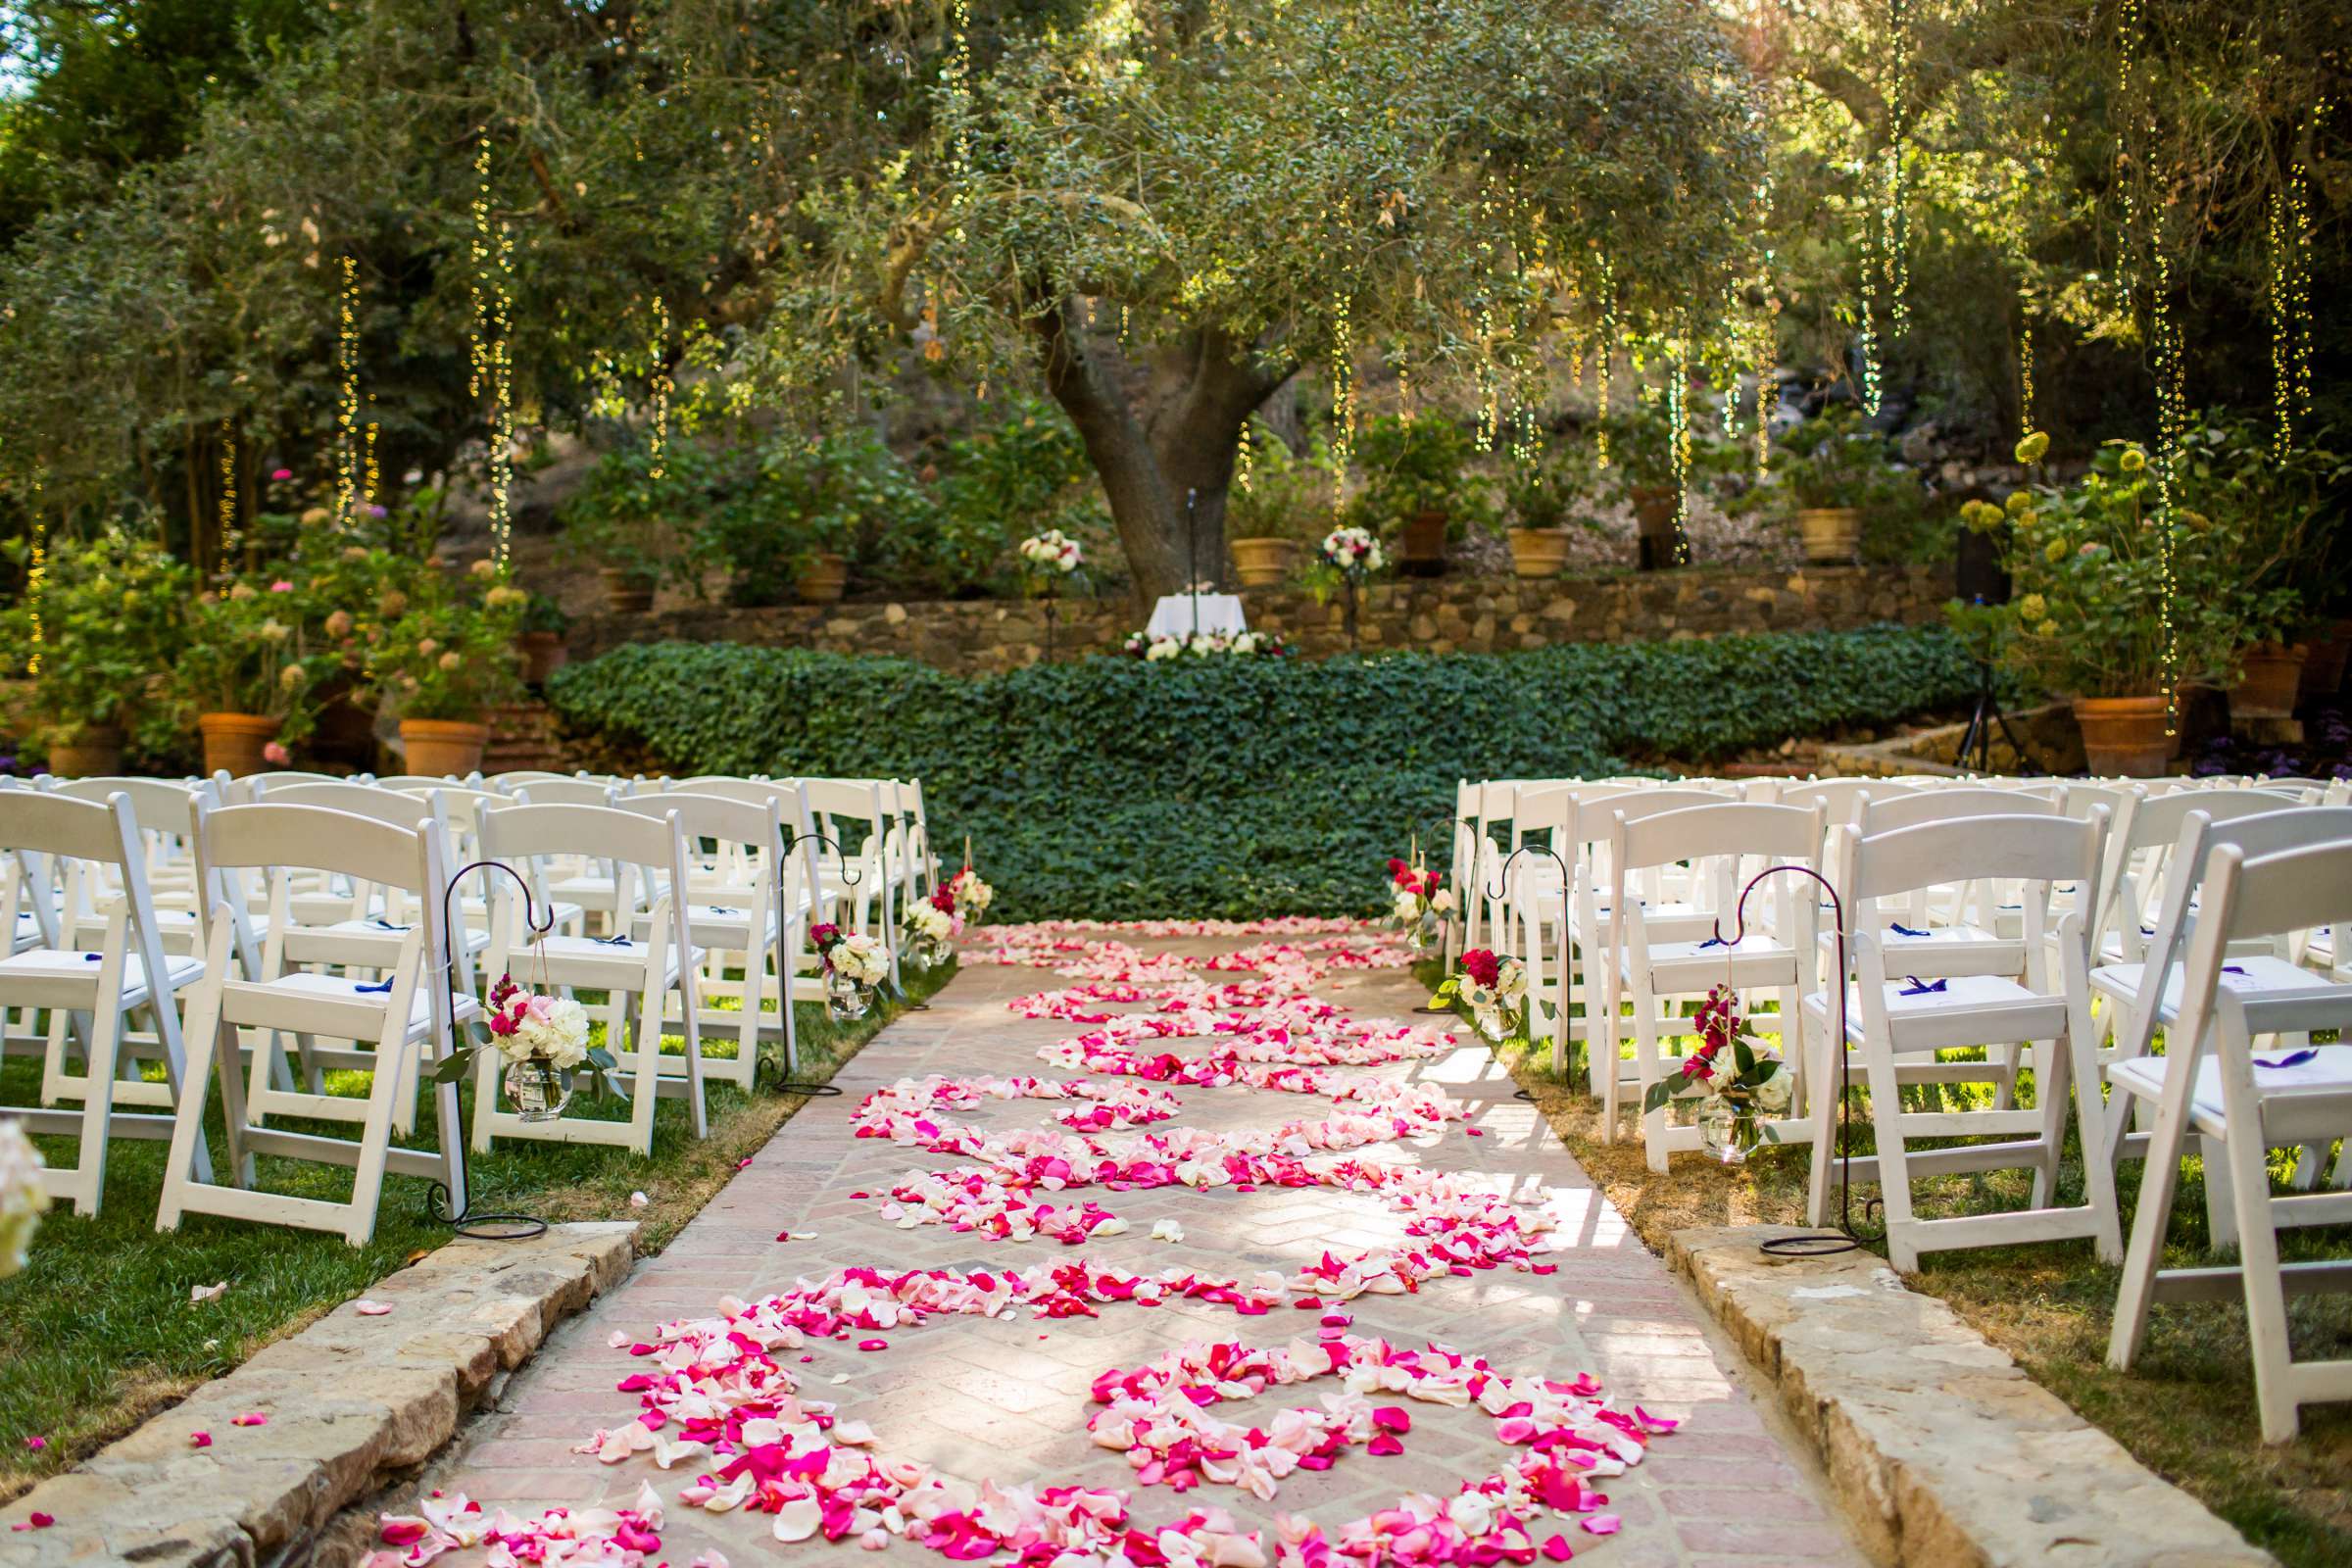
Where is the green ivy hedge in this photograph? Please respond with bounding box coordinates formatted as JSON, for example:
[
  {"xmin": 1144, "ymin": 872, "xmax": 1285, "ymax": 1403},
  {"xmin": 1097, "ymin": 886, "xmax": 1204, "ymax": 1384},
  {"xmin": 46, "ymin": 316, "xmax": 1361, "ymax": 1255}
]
[{"xmin": 547, "ymin": 626, "xmax": 1980, "ymax": 921}]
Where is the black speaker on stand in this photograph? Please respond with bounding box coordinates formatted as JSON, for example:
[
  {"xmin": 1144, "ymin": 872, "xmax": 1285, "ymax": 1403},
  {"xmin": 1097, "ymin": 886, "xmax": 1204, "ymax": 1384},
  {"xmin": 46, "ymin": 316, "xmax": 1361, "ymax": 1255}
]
[{"xmin": 1951, "ymin": 514, "xmax": 2038, "ymax": 775}]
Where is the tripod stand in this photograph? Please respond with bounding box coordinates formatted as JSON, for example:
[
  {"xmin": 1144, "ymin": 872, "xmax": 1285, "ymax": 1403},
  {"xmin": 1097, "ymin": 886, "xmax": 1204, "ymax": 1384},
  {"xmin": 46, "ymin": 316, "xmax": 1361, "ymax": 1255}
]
[{"xmin": 1954, "ymin": 659, "xmax": 2037, "ymax": 775}]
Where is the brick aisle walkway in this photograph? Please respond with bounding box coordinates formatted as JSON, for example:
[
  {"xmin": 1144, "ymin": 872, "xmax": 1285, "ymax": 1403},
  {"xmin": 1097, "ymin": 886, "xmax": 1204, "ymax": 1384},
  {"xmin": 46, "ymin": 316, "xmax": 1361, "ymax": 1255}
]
[{"xmin": 413, "ymin": 938, "xmax": 1866, "ymax": 1567}]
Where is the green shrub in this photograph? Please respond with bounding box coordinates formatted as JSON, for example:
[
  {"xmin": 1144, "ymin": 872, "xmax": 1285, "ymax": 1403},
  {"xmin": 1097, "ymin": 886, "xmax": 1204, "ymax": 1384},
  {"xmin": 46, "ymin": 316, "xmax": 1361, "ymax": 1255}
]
[{"xmin": 547, "ymin": 626, "xmax": 1981, "ymax": 922}]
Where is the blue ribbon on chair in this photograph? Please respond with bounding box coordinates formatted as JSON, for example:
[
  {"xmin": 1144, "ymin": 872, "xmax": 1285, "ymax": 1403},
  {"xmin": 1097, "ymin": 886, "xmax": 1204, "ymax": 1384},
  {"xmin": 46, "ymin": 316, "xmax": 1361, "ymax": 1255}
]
[
  {"xmin": 1696, "ymin": 936, "xmax": 1728, "ymax": 951},
  {"xmin": 2255, "ymin": 1048, "xmax": 2317, "ymax": 1070},
  {"xmin": 1889, "ymin": 922, "xmax": 1931, "ymax": 938},
  {"xmin": 703, "ymin": 906, "xmax": 739, "ymax": 917},
  {"xmin": 83, "ymin": 953, "xmax": 103, "ymax": 962},
  {"xmin": 590, "ymin": 934, "xmax": 636, "ymax": 948},
  {"xmin": 2223, "ymin": 964, "xmax": 2248, "ymax": 975},
  {"xmin": 370, "ymin": 917, "xmax": 413, "ymax": 932},
  {"xmin": 1897, "ymin": 975, "xmax": 1947, "ymax": 996},
  {"xmin": 353, "ymin": 977, "xmax": 395, "ymax": 995}
]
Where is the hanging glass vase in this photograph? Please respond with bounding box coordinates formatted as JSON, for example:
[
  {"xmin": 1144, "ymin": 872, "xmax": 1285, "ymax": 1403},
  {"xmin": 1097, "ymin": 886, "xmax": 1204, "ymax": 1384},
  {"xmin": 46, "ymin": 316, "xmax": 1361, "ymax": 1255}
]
[
  {"xmin": 1406, "ymin": 910, "xmax": 1442, "ymax": 955},
  {"xmin": 916, "ymin": 933, "xmax": 955, "ymax": 970},
  {"xmin": 1698, "ymin": 1098, "xmax": 1760, "ymax": 1165},
  {"xmin": 826, "ymin": 966, "xmax": 872, "ymax": 1023},
  {"xmin": 502, "ymin": 1056, "xmax": 573, "ymax": 1123}
]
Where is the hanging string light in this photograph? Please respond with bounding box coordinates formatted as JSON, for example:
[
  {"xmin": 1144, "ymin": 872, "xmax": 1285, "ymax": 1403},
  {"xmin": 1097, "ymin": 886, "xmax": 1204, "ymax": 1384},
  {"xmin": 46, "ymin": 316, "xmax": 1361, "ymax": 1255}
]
[
  {"xmin": 648, "ymin": 294, "xmax": 673, "ymax": 482},
  {"xmin": 335, "ymin": 254, "xmax": 362, "ymax": 528},
  {"xmin": 1856, "ymin": 206, "xmax": 1884, "ymax": 416},
  {"xmin": 471, "ymin": 130, "xmax": 517, "ymax": 564},
  {"xmin": 1885, "ymin": 0, "xmax": 1914, "ymax": 337},
  {"xmin": 1593, "ymin": 245, "xmax": 1616, "ymax": 468},
  {"xmin": 2269, "ymin": 113, "xmax": 2316, "ymax": 461},
  {"xmin": 1667, "ymin": 330, "xmax": 1692, "ymax": 565},
  {"xmin": 1329, "ymin": 291, "xmax": 1356, "ymax": 502},
  {"xmin": 2114, "ymin": 0, "xmax": 2143, "ymax": 292},
  {"xmin": 2152, "ymin": 242, "xmax": 2187, "ymax": 734},
  {"xmin": 1235, "ymin": 416, "xmax": 1253, "ymax": 494},
  {"xmin": 25, "ymin": 474, "xmax": 44, "ymax": 677},
  {"xmin": 2017, "ymin": 309, "xmax": 2036, "ymax": 439},
  {"xmin": 364, "ymin": 421, "xmax": 380, "ymax": 511},
  {"xmin": 218, "ymin": 418, "xmax": 240, "ymax": 570}
]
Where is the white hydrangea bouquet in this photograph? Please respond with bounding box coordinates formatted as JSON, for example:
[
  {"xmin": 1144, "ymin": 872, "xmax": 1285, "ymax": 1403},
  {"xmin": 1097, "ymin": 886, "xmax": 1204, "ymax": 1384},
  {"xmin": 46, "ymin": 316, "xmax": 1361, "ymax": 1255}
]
[
  {"xmin": 901, "ymin": 885, "xmax": 963, "ymax": 969},
  {"xmin": 1017, "ymin": 529, "xmax": 1087, "ymax": 590},
  {"xmin": 1319, "ymin": 524, "xmax": 1386, "ymax": 580},
  {"xmin": 812, "ymin": 921, "xmax": 895, "ymax": 1020},
  {"xmin": 949, "ymin": 864, "xmax": 994, "ymax": 924},
  {"xmin": 432, "ymin": 971, "xmax": 618, "ymax": 1119},
  {"xmin": 0, "ymin": 1120, "xmax": 49, "ymax": 1280}
]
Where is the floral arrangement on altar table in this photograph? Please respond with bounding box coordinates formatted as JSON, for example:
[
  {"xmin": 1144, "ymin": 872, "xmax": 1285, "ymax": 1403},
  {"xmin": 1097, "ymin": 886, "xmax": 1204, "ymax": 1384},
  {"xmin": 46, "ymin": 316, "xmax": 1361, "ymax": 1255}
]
[
  {"xmin": 811, "ymin": 920, "xmax": 893, "ymax": 1020},
  {"xmin": 1386, "ymin": 856, "xmax": 1453, "ymax": 951},
  {"xmin": 1429, "ymin": 947, "xmax": 1529, "ymax": 1045},
  {"xmin": 1124, "ymin": 629, "xmax": 1290, "ymax": 661},
  {"xmin": 1320, "ymin": 524, "xmax": 1386, "ymax": 579},
  {"xmin": 948, "ymin": 864, "xmax": 994, "ymax": 924},
  {"xmin": 1016, "ymin": 529, "xmax": 1086, "ymax": 591},
  {"xmin": 1641, "ymin": 984, "xmax": 1791, "ymax": 1162},
  {"xmin": 0, "ymin": 1119, "xmax": 48, "ymax": 1280},
  {"xmin": 430, "ymin": 972, "xmax": 612, "ymax": 1121}
]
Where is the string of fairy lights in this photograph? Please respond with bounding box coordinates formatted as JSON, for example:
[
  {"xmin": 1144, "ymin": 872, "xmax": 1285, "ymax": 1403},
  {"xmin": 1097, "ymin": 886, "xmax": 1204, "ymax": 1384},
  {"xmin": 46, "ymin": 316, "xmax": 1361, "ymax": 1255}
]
[
  {"xmin": 648, "ymin": 295, "xmax": 673, "ymax": 482},
  {"xmin": 218, "ymin": 418, "xmax": 240, "ymax": 568},
  {"xmin": 1667, "ymin": 329, "xmax": 1693, "ymax": 564},
  {"xmin": 1592, "ymin": 244, "xmax": 1616, "ymax": 470},
  {"xmin": 470, "ymin": 129, "xmax": 518, "ymax": 564},
  {"xmin": 335, "ymin": 255, "xmax": 362, "ymax": 527},
  {"xmin": 2269, "ymin": 105, "xmax": 2318, "ymax": 461},
  {"xmin": 25, "ymin": 474, "xmax": 44, "ymax": 678},
  {"xmin": 1329, "ymin": 290, "xmax": 1356, "ymax": 506}
]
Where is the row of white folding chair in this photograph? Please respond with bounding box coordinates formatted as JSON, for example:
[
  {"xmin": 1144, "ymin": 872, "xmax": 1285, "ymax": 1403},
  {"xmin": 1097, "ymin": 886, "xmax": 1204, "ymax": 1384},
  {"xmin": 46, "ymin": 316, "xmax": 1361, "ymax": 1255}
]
[{"xmin": 2100, "ymin": 816, "xmax": 2352, "ymax": 1441}]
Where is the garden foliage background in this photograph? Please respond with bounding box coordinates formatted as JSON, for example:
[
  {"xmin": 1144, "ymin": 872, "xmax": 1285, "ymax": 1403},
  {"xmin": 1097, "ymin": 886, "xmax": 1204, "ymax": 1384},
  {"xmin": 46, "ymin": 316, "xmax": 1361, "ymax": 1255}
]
[{"xmin": 549, "ymin": 625, "xmax": 1981, "ymax": 920}]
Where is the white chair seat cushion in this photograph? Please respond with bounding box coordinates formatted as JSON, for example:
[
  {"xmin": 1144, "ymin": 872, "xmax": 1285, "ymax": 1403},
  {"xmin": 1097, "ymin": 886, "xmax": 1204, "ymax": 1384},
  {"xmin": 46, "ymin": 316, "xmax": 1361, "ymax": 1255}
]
[
  {"xmin": 253, "ymin": 969, "xmax": 445, "ymax": 1026},
  {"xmin": 0, "ymin": 947, "xmax": 204, "ymax": 996},
  {"xmin": 311, "ymin": 917, "xmax": 493, "ymax": 956},
  {"xmin": 2108, "ymin": 1044, "xmax": 2352, "ymax": 1120},
  {"xmin": 528, "ymin": 933, "xmax": 706, "ymax": 985},
  {"xmin": 1623, "ymin": 933, "xmax": 1795, "ymax": 980},
  {"xmin": 2089, "ymin": 956, "xmax": 2336, "ymax": 1024},
  {"xmin": 1804, "ymin": 974, "xmax": 2043, "ymax": 1040}
]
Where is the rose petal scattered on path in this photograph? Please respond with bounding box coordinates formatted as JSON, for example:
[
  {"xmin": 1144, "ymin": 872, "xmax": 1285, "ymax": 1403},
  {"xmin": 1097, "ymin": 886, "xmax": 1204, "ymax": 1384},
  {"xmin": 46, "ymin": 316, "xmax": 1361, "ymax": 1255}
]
[{"xmin": 355, "ymin": 1299, "xmax": 393, "ymax": 1316}]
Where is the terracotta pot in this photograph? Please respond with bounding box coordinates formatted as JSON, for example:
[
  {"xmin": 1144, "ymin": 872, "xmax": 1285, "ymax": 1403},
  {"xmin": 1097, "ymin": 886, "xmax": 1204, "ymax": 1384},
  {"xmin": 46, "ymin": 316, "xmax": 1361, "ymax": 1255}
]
[
  {"xmin": 797, "ymin": 552, "xmax": 850, "ymax": 605},
  {"xmin": 2230, "ymin": 641, "xmax": 2308, "ymax": 719},
  {"xmin": 1506, "ymin": 527, "xmax": 1571, "ymax": 580},
  {"xmin": 2072, "ymin": 695, "xmax": 2171, "ymax": 777},
  {"xmin": 400, "ymin": 717, "xmax": 491, "ymax": 778},
  {"xmin": 46, "ymin": 725, "xmax": 124, "ymax": 778},
  {"xmin": 2297, "ymin": 618, "xmax": 2352, "ymax": 701},
  {"xmin": 1398, "ymin": 511, "xmax": 1448, "ymax": 577},
  {"xmin": 1796, "ymin": 507, "xmax": 1863, "ymax": 566},
  {"xmin": 198, "ymin": 712, "xmax": 278, "ymax": 778},
  {"xmin": 1630, "ymin": 486, "xmax": 1681, "ymax": 570},
  {"xmin": 1229, "ymin": 537, "xmax": 1299, "ymax": 589},
  {"xmin": 599, "ymin": 567, "xmax": 655, "ymax": 614},
  {"xmin": 518, "ymin": 629, "xmax": 569, "ymax": 686}
]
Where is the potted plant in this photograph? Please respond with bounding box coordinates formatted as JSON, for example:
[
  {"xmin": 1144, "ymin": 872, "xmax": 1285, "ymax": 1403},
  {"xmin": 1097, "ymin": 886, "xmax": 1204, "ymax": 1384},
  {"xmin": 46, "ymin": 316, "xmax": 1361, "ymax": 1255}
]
[
  {"xmin": 558, "ymin": 441, "xmax": 697, "ymax": 613},
  {"xmin": 2174, "ymin": 414, "xmax": 2347, "ymax": 720},
  {"xmin": 1594, "ymin": 406, "xmax": 1683, "ymax": 570},
  {"xmin": 1766, "ymin": 407, "xmax": 1911, "ymax": 565},
  {"xmin": 1226, "ymin": 422, "xmax": 1336, "ymax": 588},
  {"xmin": 0, "ymin": 528, "xmax": 188, "ymax": 776},
  {"xmin": 169, "ymin": 573, "xmax": 336, "ymax": 777},
  {"xmin": 1988, "ymin": 432, "xmax": 2222, "ymax": 775},
  {"xmin": 1348, "ymin": 413, "xmax": 1494, "ymax": 577},
  {"xmin": 1501, "ymin": 445, "xmax": 1599, "ymax": 579},
  {"xmin": 360, "ymin": 562, "xmax": 526, "ymax": 776},
  {"xmin": 517, "ymin": 592, "xmax": 572, "ymax": 686}
]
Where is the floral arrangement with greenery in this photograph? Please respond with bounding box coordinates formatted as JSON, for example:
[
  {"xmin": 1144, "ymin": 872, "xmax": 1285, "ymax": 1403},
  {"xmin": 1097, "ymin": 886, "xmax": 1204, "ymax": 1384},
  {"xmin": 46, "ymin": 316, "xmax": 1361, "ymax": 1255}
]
[
  {"xmin": 357, "ymin": 558, "xmax": 526, "ymax": 723},
  {"xmin": 167, "ymin": 572, "xmax": 342, "ymax": 743}
]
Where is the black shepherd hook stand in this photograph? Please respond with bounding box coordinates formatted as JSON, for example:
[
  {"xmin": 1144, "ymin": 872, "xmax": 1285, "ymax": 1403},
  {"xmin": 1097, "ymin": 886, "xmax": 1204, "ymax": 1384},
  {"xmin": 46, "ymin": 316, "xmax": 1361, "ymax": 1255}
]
[
  {"xmin": 1412, "ymin": 815, "xmax": 1479, "ymax": 1012},
  {"xmin": 427, "ymin": 858, "xmax": 559, "ymax": 1240},
  {"xmin": 1481, "ymin": 844, "xmax": 1575, "ymax": 1100},
  {"xmin": 1711, "ymin": 864, "xmax": 1878, "ymax": 1257}
]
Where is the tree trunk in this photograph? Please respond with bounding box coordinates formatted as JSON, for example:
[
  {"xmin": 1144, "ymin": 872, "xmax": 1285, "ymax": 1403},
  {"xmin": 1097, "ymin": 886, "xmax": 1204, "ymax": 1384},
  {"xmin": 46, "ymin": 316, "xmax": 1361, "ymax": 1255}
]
[{"xmin": 1028, "ymin": 291, "xmax": 1293, "ymax": 605}]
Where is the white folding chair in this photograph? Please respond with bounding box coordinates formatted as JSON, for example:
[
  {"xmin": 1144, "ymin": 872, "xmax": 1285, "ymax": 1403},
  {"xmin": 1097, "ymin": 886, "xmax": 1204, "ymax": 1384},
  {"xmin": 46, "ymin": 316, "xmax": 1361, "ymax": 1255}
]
[
  {"xmin": 615, "ymin": 791, "xmax": 792, "ymax": 1094},
  {"xmin": 1802, "ymin": 810, "xmax": 2124, "ymax": 1271},
  {"xmin": 2105, "ymin": 835, "xmax": 2352, "ymax": 1441},
  {"xmin": 1611, "ymin": 801, "xmax": 1825, "ymax": 1169},
  {"xmin": 802, "ymin": 779, "xmax": 899, "ymax": 984},
  {"xmin": 1575, "ymin": 788, "xmax": 1726, "ymax": 1122},
  {"xmin": 1, "ymin": 790, "xmax": 211, "ymax": 1215},
  {"xmin": 472, "ymin": 802, "xmax": 707, "ymax": 1153},
  {"xmin": 2089, "ymin": 806, "xmax": 2352, "ymax": 1244},
  {"xmin": 159, "ymin": 803, "xmax": 470, "ymax": 1244}
]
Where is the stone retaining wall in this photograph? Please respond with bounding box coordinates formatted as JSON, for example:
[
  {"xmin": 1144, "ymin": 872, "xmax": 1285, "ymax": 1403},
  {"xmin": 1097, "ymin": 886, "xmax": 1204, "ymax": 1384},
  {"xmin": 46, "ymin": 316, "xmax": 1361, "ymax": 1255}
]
[{"xmin": 569, "ymin": 564, "xmax": 1952, "ymax": 673}]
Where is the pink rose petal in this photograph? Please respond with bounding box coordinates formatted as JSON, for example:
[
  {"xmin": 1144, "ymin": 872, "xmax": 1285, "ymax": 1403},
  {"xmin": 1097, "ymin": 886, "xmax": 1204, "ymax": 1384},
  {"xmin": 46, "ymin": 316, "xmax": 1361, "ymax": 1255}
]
[
  {"xmin": 857, "ymin": 1338, "xmax": 888, "ymax": 1351},
  {"xmin": 189, "ymin": 1432, "xmax": 212, "ymax": 1448},
  {"xmin": 231, "ymin": 1412, "xmax": 270, "ymax": 1428},
  {"xmin": 355, "ymin": 1300, "xmax": 393, "ymax": 1316},
  {"xmin": 13, "ymin": 1512, "xmax": 56, "ymax": 1532},
  {"xmin": 1580, "ymin": 1515, "xmax": 1621, "ymax": 1537}
]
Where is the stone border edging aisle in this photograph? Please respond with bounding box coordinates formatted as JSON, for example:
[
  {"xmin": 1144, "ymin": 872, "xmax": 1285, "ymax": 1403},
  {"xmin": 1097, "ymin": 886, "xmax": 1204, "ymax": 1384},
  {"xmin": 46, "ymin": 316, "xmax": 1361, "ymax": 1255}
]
[
  {"xmin": 1669, "ymin": 1226, "xmax": 2275, "ymax": 1568},
  {"xmin": 0, "ymin": 1221, "xmax": 636, "ymax": 1567}
]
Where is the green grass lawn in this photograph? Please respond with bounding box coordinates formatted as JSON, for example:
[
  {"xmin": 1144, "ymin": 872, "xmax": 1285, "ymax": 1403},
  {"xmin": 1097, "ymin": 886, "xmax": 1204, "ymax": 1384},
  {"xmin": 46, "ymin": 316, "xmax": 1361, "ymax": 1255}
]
[
  {"xmin": 0, "ymin": 961, "xmax": 952, "ymax": 1500},
  {"xmin": 1459, "ymin": 966, "xmax": 2352, "ymax": 1568}
]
